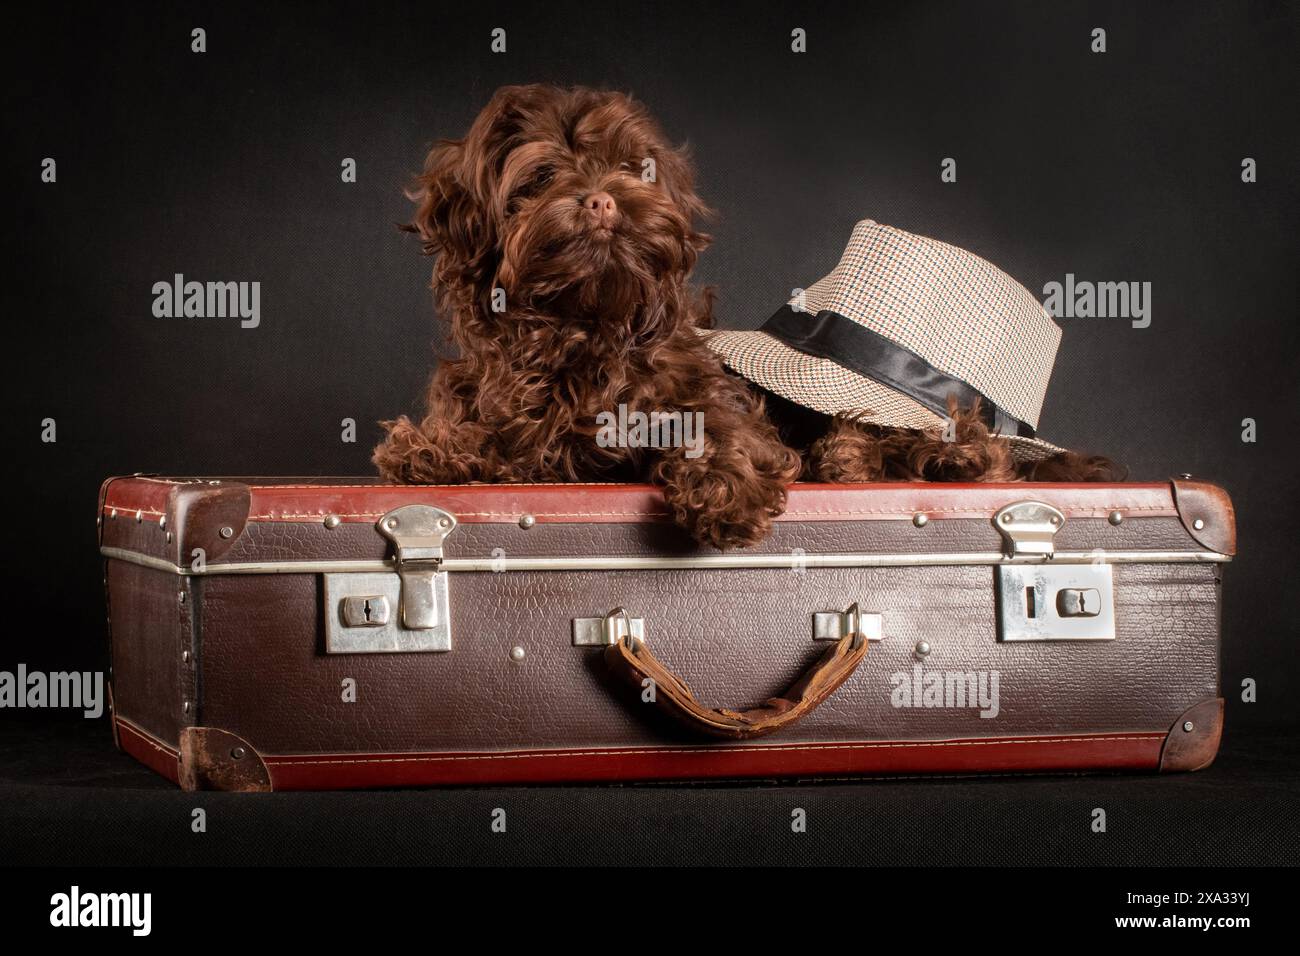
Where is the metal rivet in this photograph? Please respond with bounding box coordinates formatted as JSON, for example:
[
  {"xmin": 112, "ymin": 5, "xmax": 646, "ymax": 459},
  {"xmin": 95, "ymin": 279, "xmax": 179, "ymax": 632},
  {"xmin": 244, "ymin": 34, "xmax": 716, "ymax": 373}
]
[
  {"xmin": 385, "ymin": 518, "xmax": 398, "ymax": 530},
  {"xmin": 165, "ymin": 531, "xmax": 172, "ymax": 543},
  {"xmin": 110, "ymin": 508, "xmax": 118, "ymax": 519},
  {"xmin": 178, "ymin": 591, "xmax": 186, "ymax": 604},
  {"xmin": 135, "ymin": 510, "xmax": 143, "ymax": 523},
  {"xmin": 1178, "ymin": 473, "xmax": 1193, "ymax": 480},
  {"xmin": 1049, "ymin": 515, "xmax": 1061, "ymax": 526},
  {"xmin": 519, "ymin": 514, "xmax": 536, "ymax": 530},
  {"xmin": 1000, "ymin": 513, "xmax": 1013, "ymax": 524},
  {"xmin": 219, "ymin": 526, "xmax": 234, "ymax": 539},
  {"xmin": 1183, "ymin": 721, "xmax": 1195, "ymax": 733},
  {"xmin": 915, "ymin": 641, "xmax": 931, "ymax": 658},
  {"xmin": 438, "ymin": 517, "xmax": 452, "ymax": 530},
  {"xmin": 159, "ymin": 516, "xmax": 167, "ymax": 529},
  {"xmin": 323, "ymin": 514, "xmax": 341, "ymax": 529},
  {"xmin": 182, "ymin": 701, "xmax": 191, "ymax": 713},
  {"xmin": 182, "ymin": 651, "xmax": 190, "ymax": 663},
  {"xmin": 1192, "ymin": 518, "xmax": 1205, "ymax": 531},
  {"xmin": 509, "ymin": 646, "xmax": 526, "ymax": 662},
  {"xmin": 912, "ymin": 513, "xmax": 928, "ymax": 528},
  {"xmin": 230, "ymin": 747, "xmax": 246, "ymax": 760},
  {"xmin": 1108, "ymin": 510, "xmax": 1123, "ymax": 526}
]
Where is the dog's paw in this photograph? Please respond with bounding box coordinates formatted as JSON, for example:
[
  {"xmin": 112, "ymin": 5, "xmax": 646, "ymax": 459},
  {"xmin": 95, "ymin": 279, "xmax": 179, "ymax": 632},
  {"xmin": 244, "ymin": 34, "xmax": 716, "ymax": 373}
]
[
  {"xmin": 372, "ymin": 417, "xmax": 497, "ymax": 484},
  {"xmin": 658, "ymin": 457, "xmax": 791, "ymax": 550}
]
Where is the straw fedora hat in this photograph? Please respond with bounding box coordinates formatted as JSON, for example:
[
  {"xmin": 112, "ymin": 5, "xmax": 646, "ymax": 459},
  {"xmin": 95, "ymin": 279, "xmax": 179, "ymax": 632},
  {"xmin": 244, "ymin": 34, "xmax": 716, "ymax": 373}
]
[{"xmin": 699, "ymin": 219, "xmax": 1066, "ymax": 461}]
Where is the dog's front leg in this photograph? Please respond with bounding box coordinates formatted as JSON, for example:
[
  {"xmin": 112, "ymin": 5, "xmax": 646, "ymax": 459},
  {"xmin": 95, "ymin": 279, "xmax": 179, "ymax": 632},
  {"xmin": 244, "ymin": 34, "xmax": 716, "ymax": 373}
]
[
  {"xmin": 652, "ymin": 407, "xmax": 800, "ymax": 551},
  {"xmin": 372, "ymin": 414, "xmax": 516, "ymax": 484}
]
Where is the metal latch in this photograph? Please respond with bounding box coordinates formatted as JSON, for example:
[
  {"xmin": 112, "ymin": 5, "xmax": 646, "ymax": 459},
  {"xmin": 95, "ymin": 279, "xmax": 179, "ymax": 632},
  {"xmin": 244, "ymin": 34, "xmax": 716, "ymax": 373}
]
[
  {"xmin": 323, "ymin": 504, "xmax": 457, "ymax": 654},
  {"xmin": 377, "ymin": 504, "xmax": 457, "ymax": 631},
  {"xmin": 997, "ymin": 564, "xmax": 1115, "ymax": 641},
  {"xmin": 992, "ymin": 499, "xmax": 1115, "ymax": 640},
  {"xmin": 993, "ymin": 500, "xmax": 1065, "ymax": 558}
]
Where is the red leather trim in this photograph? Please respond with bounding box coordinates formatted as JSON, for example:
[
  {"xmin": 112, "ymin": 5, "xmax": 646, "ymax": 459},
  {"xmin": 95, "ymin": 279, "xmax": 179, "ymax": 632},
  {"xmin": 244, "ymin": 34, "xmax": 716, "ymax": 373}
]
[
  {"xmin": 99, "ymin": 477, "xmax": 1181, "ymax": 526},
  {"xmin": 248, "ymin": 482, "xmax": 671, "ymax": 524},
  {"xmin": 116, "ymin": 718, "xmax": 181, "ymax": 785},
  {"xmin": 260, "ymin": 732, "xmax": 1166, "ymax": 789},
  {"xmin": 112, "ymin": 719, "xmax": 1166, "ymax": 788},
  {"xmin": 101, "ymin": 480, "xmax": 173, "ymax": 521},
  {"xmin": 781, "ymin": 482, "xmax": 1177, "ymax": 523}
]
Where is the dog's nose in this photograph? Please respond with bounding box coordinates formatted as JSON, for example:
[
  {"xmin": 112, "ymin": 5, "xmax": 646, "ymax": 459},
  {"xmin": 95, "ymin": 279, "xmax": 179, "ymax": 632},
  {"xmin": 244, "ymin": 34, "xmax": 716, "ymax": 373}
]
[{"xmin": 582, "ymin": 191, "xmax": 618, "ymax": 226}]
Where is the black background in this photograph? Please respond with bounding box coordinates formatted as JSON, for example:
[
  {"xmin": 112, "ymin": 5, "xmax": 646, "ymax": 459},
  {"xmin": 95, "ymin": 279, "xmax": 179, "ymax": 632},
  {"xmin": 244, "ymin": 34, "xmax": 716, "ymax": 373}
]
[{"xmin": 1, "ymin": 0, "xmax": 1297, "ymax": 868}]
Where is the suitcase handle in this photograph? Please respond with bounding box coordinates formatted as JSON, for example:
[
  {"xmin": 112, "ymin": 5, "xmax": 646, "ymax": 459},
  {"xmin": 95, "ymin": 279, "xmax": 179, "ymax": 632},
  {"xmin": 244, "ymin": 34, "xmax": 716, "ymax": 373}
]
[{"xmin": 602, "ymin": 610, "xmax": 870, "ymax": 740}]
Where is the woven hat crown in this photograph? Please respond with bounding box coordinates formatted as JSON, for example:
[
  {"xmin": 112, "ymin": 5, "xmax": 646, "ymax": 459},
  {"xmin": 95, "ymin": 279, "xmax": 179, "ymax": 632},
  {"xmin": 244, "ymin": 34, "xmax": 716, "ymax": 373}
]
[{"xmin": 792, "ymin": 220, "xmax": 1061, "ymax": 429}]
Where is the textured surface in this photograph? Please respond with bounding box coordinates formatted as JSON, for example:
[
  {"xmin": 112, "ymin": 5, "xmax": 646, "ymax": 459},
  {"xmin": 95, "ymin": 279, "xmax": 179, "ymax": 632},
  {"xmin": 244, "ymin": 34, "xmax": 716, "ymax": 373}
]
[
  {"xmin": 106, "ymin": 562, "xmax": 182, "ymax": 747},
  {"xmin": 187, "ymin": 562, "xmax": 1220, "ymax": 755},
  {"xmin": 1, "ymin": 716, "xmax": 1295, "ymax": 866}
]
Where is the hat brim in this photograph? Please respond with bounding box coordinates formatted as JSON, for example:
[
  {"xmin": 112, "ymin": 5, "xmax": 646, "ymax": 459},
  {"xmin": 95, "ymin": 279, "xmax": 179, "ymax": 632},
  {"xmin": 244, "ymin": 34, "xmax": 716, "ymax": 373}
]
[{"xmin": 698, "ymin": 329, "xmax": 1065, "ymax": 463}]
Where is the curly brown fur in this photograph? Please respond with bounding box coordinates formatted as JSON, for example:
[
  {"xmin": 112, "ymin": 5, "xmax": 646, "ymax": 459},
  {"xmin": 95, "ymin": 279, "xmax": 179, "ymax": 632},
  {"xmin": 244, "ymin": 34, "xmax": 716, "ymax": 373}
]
[
  {"xmin": 374, "ymin": 84, "xmax": 799, "ymax": 549},
  {"xmin": 768, "ymin": 393, "xmax": 1123, "ymax": 483},
  {"xmin": 1016, "ymin": 449, "xmax": 1126, "ymax": 482}
]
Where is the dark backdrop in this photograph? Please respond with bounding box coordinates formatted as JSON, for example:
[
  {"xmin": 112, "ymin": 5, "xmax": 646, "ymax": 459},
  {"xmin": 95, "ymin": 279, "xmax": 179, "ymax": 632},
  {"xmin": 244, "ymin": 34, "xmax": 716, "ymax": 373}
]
[{"xmin": 3, "ymin": 0, "xmax": 1296, "ymax": 736}]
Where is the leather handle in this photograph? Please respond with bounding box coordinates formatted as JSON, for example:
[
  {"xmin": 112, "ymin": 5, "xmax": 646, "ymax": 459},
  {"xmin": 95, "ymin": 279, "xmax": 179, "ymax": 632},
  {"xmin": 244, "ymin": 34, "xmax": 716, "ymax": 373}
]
[{"xmin": 602, "ymin": 624, "xmax": 870, "ymax": 741}]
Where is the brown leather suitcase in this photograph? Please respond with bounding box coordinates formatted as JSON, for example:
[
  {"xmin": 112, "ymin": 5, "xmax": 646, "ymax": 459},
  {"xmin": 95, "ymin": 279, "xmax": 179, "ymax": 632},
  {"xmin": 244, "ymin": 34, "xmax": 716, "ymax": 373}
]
[{"xmin": 98, "ymin": 475, "xmax": 1234, "ymax": 791}]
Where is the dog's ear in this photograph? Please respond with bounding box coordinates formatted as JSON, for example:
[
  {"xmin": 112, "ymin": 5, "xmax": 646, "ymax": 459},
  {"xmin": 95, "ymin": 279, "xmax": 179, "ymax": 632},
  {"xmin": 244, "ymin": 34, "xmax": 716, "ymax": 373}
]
[
  {"xmin": 653, "ymin": 144, "xmax": 714, "ymax": 253},
  {"xmin": 403, "ymin": 138, "xmax": 495, "ymax": 300}
]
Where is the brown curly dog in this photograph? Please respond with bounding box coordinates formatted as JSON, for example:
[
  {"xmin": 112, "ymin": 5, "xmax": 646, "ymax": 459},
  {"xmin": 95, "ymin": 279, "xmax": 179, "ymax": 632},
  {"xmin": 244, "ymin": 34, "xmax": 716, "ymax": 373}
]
[
  {"xmin": 375, "ymin": 84, "xmax": 1121, "ymax": 549},
  {"xmin": 373, "ymin": 84, "xmax": 800, "ymax": 549}
]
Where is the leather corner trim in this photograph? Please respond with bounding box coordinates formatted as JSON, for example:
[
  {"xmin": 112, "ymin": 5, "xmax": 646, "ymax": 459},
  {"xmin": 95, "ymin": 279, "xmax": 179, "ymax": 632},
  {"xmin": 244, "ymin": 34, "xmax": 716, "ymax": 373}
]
[
  {"xmin": 172, "ymin": 482, "xmax": 253, "ymax": 564},
  {"xmin": 1171, "ymin": 479, "xmax": 1236, "ymax": 556},
  {"xmin": 179, "ymin": 727, "xmax": 273, "ymax": 792},
  {"xmin": 1159, "ymin": 698, "xmax": 1224, "ymax": 772}
]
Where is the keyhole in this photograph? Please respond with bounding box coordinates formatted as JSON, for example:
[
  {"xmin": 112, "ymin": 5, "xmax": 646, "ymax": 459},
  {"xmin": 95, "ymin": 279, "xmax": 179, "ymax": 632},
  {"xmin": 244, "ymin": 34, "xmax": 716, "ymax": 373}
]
[
  {"xmin": 1025, "ymin": 587, "xmax": 1037, "ymax": 618},
  {"xmin": 363, "ymin": 599, "xmax": 374, "ymax": 623}
]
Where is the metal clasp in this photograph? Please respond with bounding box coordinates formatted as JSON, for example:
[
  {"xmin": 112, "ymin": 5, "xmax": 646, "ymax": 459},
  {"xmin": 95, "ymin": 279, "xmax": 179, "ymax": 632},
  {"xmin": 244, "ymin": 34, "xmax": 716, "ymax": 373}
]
[
  {"xmin": 322, "ymin": 504, "xmax": 457, "ymax": 654},
  {"xmin": 997, "ymin": 564, "xmax": 1115, "ymax": 641},
  {"xmin": 993, "ymin": 500, "xmax": 1065, "ymax": 559},
  {"xmin": 377, "ymin": 504, "xmax": 457, "ymax": 631},
  {"xmin": 992, "ymin": 500, "xmax": 1115, "ymax": 640}
]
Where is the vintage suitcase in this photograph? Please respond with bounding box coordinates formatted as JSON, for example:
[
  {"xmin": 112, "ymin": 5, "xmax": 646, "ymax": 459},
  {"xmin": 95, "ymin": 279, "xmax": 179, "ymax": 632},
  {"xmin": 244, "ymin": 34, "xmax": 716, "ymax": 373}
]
[{"xmin": 98, "ymin": 475, "xmax": 1234, "ymax": 791}]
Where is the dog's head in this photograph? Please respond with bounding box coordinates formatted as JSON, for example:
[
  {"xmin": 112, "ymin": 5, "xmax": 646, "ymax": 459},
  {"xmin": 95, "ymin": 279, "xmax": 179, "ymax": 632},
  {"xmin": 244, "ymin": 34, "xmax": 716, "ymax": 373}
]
[{"xmin": 406, "ymin": 84, "xmax": 711, "ymax": 328}]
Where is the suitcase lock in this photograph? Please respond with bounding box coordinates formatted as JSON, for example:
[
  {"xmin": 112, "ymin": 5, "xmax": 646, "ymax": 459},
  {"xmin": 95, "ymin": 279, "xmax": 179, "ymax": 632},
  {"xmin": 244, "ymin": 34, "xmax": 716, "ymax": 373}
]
[
  {"xmin": 993, "ymin": 500, "xmax": 1116, "ymax": 641},
  {"xmin": 323, "ymin": 504, "xmax": 457, "ymax": 654}
]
